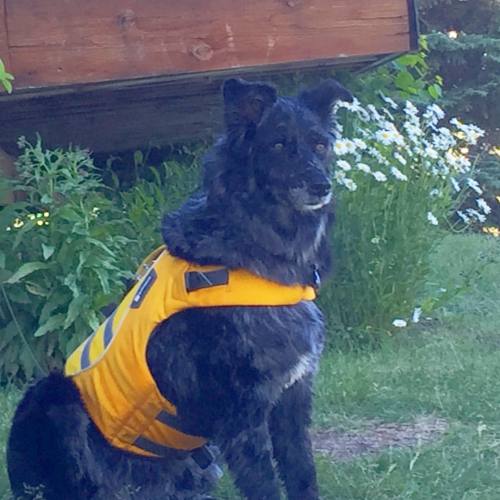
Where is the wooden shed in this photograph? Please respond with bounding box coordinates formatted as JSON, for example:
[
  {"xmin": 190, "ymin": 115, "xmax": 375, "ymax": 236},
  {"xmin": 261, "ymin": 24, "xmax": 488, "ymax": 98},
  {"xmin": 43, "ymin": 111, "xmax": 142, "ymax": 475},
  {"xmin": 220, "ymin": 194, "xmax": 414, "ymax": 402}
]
[{"xmin": 0, "ymin": 0, "xmax": 418, "ymax": 154}]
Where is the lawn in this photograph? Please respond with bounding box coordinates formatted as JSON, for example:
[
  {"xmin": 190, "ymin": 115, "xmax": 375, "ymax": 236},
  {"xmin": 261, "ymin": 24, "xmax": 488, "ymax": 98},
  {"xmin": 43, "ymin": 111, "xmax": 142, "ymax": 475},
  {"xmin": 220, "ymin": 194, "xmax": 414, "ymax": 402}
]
[{"xmin": 1, "ymin": 233, "xmax": 499, "ymax": 499}]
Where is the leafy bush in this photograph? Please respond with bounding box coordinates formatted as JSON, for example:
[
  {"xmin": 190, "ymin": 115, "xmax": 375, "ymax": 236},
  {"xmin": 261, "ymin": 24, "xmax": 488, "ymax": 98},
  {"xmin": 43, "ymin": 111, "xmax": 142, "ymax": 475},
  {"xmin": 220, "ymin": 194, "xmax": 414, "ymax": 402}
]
[
  {"xmin": 0, "ymin": 138, "xmax": 132, "ymax": 382},
  {"xmin": 0, "ymin": 138, "xmax": 201, "ymax": 383},
  {"xmin": 320, "ymin": 97, "xmax": 489, "ymax": 344}
]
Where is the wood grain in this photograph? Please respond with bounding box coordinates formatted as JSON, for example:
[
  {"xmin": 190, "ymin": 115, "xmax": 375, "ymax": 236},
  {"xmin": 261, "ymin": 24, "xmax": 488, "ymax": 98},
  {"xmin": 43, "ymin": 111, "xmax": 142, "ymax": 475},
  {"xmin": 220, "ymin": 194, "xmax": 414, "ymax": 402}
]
[
  {"xmin": 0, "ymin": 57, "xmax": 380, "ymax": 153},
  {"xmin": 0, "ymin": 0, "xmax": 416, "ymax": 152},
  {"xmin": 0, "ymin": 0, "xmax": 11, "ymax": 69},
  {"xmin": 4, "ymin": 0, "xmax": 411, "ymax": 88}
]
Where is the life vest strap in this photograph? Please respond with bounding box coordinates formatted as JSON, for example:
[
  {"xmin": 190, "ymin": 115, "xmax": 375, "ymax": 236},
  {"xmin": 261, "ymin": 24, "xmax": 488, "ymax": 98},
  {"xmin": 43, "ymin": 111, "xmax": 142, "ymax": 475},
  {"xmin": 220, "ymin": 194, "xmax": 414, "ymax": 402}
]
[
  {"xmin": 133, "ymin": 436, "xmax": 215, "ymax": 470},
  {"xmin": 133, "ymin": 435, "xmax": 173, "ymax": 457}
]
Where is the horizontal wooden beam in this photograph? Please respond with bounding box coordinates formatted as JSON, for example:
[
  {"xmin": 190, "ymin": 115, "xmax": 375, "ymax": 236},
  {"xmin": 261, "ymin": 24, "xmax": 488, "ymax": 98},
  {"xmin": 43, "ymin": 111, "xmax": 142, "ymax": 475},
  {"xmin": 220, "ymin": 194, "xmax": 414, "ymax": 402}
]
[
  {"xmin": 0, "ymin": 0, "xmax": 11, "ymax": 69},
  {"xmin": 0, "ymin": 56, "xmax": 381, "ymax": 153},
  {"xmin": 0, "ymin": 0, "xmax": 418, "ymax": 153},
  {"xmin": 4, "ymin": 0, "xmax": 410, "ymax": 89}
]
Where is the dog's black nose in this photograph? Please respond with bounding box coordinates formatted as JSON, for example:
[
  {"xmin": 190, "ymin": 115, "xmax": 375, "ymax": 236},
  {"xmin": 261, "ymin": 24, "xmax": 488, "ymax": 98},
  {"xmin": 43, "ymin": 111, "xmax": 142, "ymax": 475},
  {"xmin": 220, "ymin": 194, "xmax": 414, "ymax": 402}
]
[{"xmin": 309, "ymin": 182, "xmax": 332, "ymax": 198}]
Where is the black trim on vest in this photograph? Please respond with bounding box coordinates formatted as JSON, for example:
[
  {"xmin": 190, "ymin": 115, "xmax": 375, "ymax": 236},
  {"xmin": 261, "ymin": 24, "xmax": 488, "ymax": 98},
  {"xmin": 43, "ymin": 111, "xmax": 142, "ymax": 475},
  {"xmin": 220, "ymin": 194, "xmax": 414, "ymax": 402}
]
[
  {"xmin": 185, "ymin": 268, "xmax": 229, "ymax": 292},
  {"xmin": 133, "ymin": 435, "xmax": 214, "ymax": 469},
  {"xmin": 80, "ymin": 335, "xmax": 93, "ymax": 370},
  {"xmin": 133, "ymin": 435, "xmax": 171, "ymax": 457},
  {"xmin": 103, "ymin": 310, "xmax": 117, "ymax": 348}
]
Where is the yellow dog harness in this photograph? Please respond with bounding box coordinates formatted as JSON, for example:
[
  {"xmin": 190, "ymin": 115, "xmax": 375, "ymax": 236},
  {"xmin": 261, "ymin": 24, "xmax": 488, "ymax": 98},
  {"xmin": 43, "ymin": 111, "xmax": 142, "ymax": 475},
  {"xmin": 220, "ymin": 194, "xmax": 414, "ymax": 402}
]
[{"xmin": 65, "ymin": 246, "xmax": 315, "ymax": 458}]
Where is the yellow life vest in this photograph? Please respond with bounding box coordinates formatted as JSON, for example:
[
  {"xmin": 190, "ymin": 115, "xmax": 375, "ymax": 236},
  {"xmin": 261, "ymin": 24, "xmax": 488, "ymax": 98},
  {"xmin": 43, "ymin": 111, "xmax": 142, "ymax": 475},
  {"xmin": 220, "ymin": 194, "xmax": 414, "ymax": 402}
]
[{"xmin": 65, "ymin": 246, "xmax": 316, "ymax": 458}]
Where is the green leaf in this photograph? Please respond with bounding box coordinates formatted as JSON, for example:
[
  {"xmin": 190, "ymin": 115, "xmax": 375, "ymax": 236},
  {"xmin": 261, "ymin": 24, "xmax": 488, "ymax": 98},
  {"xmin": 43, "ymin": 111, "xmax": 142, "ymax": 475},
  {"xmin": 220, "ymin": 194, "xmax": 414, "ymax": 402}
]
[
  {"xmin": 3, "ymin": 262, "xmax": 51, "ymax": 284},
  {"xmin": 58, "ymin": 206, "xmax": 82, "ymax": 223},
  {"xmin": 25, "ymin": 281, "xmax": 49, "ymax": 297},
  {"xmin": 84, "ymin": 309, "xmax": 100, "ymax": 331},
  {"xmin": 427, "ymin": 84, "xmax": 442, "ymax": 100},
  {"xmin": 33, "ymin": 313, "xmax": 65, "ymax": 337},
  {"xmin": 87, "ymin": 238, "xmax": 116, "ymax": 257},
  {"xmin": 0, "ymin": 250, "xmax": 5, "ymax": 269},
  {"xmin": 63, "ymin": 273, "xmax": 79, "ymax": 296},
  {"xmin": 42, "ymin": 243, "xmax": 55, "ymax": 260},
  {"xmin": 40, "ymin": 290, "xmax": 68, "ymax": 324},
  {"xmin": 394, "ymin": 71, "xmax": 416, "ymax": 92},
  {"xmin": 397, "ymin": 54, "xmax": 421, "ymax": 67},
  {"xmin": 0, "ymin": 321, "xmax": 17, "ymax": 350},
  {"xmin": 64, "ymin": 295, "xmax": 86, "ymax": 329},
  {"xmin": 2, "ymin": 79, "xmax": 12, "ymax": 94},
  {"xmin": 94, "ymin": 267, "xmax": 111, "ymax": 295}
]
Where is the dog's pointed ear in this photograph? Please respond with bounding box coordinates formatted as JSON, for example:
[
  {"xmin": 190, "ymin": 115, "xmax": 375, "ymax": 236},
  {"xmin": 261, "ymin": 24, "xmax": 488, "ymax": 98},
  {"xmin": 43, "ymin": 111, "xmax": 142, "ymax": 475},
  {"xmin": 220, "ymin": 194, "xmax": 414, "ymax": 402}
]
[
  {"xmin": 223, "ymin": 78, "xmax": 277, "ymax": 129},
  {"xmin": 298, "ymin": 79, "xmax": 353, "ymax": 124}
]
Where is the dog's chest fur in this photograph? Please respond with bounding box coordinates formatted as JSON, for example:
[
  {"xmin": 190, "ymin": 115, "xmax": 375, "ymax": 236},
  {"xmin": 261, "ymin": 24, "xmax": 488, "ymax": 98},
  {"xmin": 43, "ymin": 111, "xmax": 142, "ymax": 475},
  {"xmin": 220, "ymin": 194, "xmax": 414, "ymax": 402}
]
[
  {"xmin": 147, "ymin": 299, "xmax": 325, "ymax": 437},
  {"xmin": 230, "ymin": 301, "xmax": 324, "ymax": 399}
]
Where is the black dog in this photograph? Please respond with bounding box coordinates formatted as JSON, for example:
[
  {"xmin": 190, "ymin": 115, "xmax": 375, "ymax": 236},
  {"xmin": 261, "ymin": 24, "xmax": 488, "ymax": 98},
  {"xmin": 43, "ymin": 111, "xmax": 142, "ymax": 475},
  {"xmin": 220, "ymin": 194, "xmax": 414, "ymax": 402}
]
[{"xmin": 7, "ymin": 77, "xmax": 352, "ymax": 500}]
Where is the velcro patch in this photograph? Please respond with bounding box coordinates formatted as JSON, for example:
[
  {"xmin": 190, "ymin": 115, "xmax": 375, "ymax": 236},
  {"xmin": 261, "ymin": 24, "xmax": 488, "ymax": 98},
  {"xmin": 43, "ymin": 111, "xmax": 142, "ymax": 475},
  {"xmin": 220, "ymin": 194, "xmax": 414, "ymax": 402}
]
[{"xmin": 185, "ymin": 269, "xmax": 229, "ymax": 292}]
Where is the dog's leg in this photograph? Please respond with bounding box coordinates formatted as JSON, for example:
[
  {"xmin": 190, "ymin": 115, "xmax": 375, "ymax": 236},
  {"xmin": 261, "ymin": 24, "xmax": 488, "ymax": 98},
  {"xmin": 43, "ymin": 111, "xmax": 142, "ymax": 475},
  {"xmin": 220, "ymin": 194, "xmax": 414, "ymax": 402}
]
[
  {"xmin": 222, "ymin": 422, "xmax": 281, "ymax": 500},
  {"xmin": 269, "ymin": 375, "xmax": 319, "ymax": 500}
]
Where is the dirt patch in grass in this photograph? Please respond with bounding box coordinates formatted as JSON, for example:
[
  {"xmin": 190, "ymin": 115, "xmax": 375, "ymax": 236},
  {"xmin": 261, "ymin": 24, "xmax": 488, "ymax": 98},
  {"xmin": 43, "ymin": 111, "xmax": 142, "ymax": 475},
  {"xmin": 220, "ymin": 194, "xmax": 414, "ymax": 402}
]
[{"xmin": 312, "ymin": 416, "xmax": 448, "ymax": 461}]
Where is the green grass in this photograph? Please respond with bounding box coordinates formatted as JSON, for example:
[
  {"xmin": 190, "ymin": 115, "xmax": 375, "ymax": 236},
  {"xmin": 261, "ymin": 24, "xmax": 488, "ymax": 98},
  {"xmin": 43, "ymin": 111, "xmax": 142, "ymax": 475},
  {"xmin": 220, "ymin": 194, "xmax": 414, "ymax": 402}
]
[{"xmin": 1, "ymin": 233, "xmax": 499, "ymax": 499}]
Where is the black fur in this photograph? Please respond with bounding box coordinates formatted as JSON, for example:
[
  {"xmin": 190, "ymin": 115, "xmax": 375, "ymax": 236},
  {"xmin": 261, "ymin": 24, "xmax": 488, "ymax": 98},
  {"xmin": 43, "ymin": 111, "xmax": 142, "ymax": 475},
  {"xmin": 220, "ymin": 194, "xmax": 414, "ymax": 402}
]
[{"xmin": 7, "ymin": 78, "xmax": 352, "ymax": 499}]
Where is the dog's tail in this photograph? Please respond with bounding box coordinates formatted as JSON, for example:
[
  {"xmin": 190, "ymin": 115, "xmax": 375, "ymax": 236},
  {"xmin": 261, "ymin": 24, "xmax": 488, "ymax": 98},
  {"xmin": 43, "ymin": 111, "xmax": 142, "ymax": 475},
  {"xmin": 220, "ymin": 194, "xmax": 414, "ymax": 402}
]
[{"xmin": 7, "ymin": 371, "xmax": 87, "ymax": 500}]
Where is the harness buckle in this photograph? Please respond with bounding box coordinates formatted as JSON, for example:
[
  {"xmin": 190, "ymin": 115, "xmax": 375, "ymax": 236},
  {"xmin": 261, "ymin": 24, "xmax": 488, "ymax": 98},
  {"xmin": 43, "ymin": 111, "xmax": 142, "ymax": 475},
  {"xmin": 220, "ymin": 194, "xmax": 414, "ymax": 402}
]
[{"xmin": 192, "ymin": 445, "xmax": 216, "ymax": 469}]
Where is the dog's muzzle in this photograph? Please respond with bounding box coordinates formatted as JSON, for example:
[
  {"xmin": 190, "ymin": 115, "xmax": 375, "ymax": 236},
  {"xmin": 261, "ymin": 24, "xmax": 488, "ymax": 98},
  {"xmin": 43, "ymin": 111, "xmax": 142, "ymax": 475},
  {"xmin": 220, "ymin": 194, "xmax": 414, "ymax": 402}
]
[{"xmin": 302, "ymin": 191, "xmax": 332, "ymax": 211}]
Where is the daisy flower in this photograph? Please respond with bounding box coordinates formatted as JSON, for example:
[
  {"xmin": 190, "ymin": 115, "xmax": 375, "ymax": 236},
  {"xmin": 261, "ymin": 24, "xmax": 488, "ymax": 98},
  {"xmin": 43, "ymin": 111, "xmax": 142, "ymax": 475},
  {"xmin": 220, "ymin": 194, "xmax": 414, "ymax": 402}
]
[
  {"xmin": 390, "ymin": 166, "xmax": 408, "ymax": 181},
  {"xmin": 476, "ymin": 198, "xmax": 491, "ymax": 214},
  {"xmin": 427, "ymin": 212, "xmax": 438, "ymax": 225},
  {"xmin": 357, "ymin": 163, "xmax": 371, "ymax": 173},
  {"xmin": 392, "ymin": 319, "xmax": 407, "ymax": 328},
  {"xmin": 337, "ymin": 160, "xmax": 352, "ymax": 171},
  {"xmin": 372, "ymin": 171, "xmax": 387, "ymax": 182}
]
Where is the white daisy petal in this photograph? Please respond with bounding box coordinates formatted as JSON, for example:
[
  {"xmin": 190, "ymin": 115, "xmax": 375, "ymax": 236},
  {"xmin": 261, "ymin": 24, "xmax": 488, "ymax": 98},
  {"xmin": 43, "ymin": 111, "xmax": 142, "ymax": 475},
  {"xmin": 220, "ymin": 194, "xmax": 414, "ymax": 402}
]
[
  {"xmin": 392, "ymin": 319, "xmax": 407, "ymax": 328},
  {"xmin": 427, "ymin": 212, "xmax": 438, "ymax": 225},
  {"xmin": 372, "ymin": 171, "xmax": 387, "ymax": 182}
]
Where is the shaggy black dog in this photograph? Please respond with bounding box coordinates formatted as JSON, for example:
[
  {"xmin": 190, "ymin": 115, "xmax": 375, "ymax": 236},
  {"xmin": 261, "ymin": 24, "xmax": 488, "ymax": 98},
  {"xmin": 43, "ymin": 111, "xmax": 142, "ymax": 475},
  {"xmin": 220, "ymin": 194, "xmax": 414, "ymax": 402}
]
[{"xmin": 7, "ymin": 77, "xmax": 352, "ymax": 500}]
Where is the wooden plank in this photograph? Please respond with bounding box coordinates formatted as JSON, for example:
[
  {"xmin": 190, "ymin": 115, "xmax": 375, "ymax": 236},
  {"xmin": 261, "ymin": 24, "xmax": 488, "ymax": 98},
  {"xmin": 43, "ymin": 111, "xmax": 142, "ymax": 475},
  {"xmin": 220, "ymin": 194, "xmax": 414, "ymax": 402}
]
[
  {"xmin": 0, "ymin": 55, "xmax": 379, "ymax": 153},
  {"xmin": 0, "ymin": 0, "xmax": 11, "ymax": 69},
  {"xmin": 6, "ymin": 0, "xmax": 410, "ymax": 88}
]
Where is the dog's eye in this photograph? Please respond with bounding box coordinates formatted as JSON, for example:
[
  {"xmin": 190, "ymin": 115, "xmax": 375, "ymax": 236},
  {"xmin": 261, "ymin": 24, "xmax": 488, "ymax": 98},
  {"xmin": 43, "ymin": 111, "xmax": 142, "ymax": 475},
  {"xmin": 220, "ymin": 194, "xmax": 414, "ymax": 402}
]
[
  {"xmin": 315, "ymin": 143, "xmax": 327, "ymax": 154},
  {"xmin": 272, "ymin": 142, "xmax": 285, "ymax": 152}
]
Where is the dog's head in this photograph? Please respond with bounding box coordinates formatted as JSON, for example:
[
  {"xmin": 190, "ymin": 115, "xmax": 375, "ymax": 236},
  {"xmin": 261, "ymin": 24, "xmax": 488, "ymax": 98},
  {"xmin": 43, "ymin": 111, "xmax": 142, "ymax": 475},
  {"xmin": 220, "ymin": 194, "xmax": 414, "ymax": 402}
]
[{"xmin": 206, "ymin": 78, "xmax": 352, "ymax": 213}]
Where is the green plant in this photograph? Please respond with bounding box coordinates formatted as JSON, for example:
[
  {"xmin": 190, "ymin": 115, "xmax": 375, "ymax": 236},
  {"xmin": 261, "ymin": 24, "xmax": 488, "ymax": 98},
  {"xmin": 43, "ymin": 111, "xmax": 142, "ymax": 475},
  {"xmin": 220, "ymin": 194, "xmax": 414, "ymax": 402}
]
[
  {"xmin": 337, "ymin": 37, "xmax": 443, "ymax": 109},
  {"xmin": 0, "ymin": 138, "xmax": 132, "ymax": 382},
  {"xmin": 0, "ymin": 58, "xmax": 14, "ymax": 94},
  {"xmin": 115, "ymin": 152, "xmax": 201, "ymax": 262},
  {"xmin": 319, "ymin": 98, "xmax": 488, "ymax": 344}
]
